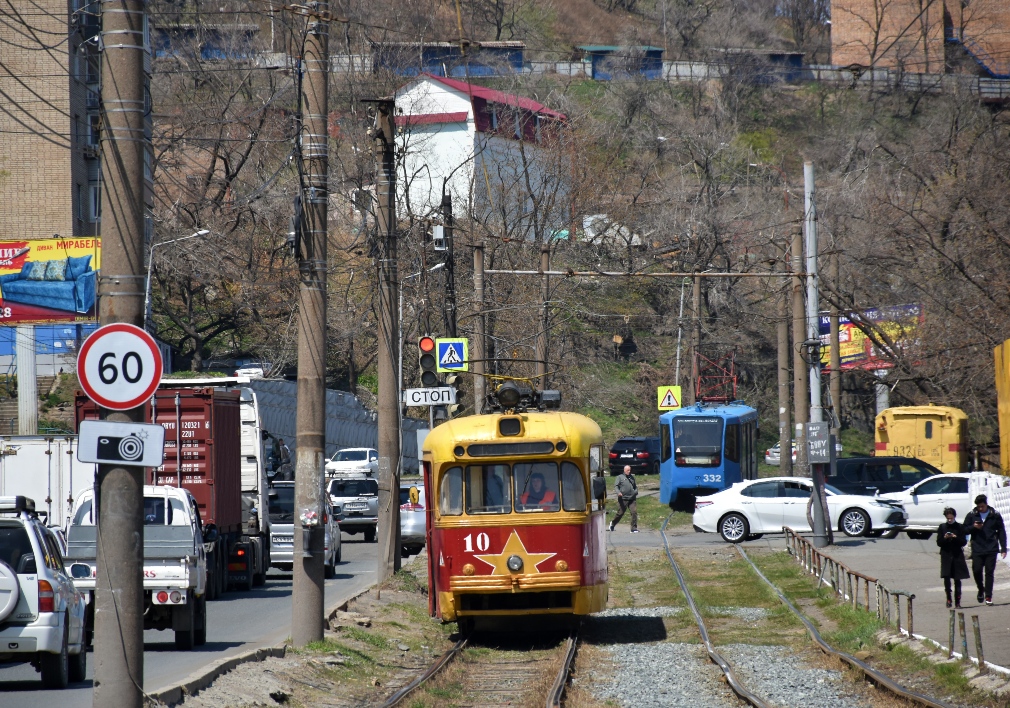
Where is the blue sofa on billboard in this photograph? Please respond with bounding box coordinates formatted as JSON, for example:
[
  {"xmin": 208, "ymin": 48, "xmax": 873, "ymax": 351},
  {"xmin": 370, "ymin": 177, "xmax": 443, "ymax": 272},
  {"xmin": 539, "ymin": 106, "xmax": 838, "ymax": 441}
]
[{"xmin": 0, "ymin": 255, "xmax": 96, "ymax": 313}]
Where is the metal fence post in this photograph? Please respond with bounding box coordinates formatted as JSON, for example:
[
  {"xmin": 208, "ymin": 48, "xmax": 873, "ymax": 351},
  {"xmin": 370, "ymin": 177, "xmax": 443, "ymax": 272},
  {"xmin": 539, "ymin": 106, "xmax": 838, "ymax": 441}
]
[
  {"xmin": 959, "ymin": 612, "xmax": 969, "ymax": 661},
  {"xmin": 972, "ymin": 615, "xmax": 987, "ymax": 674},
  {"xmin": 907, "ymin": 595, "xmax": 914, "ymax": 636},
  {"xmin": 949, "ymin": 610, "xmax": 956, "ymax": 659}
]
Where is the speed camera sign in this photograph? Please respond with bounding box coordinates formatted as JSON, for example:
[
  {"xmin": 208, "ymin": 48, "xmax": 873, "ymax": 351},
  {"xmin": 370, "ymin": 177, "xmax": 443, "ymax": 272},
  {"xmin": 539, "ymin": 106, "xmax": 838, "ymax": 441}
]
[{"xmin": 77, "ymin": 323, "xmax": 163, "ymax": 410}]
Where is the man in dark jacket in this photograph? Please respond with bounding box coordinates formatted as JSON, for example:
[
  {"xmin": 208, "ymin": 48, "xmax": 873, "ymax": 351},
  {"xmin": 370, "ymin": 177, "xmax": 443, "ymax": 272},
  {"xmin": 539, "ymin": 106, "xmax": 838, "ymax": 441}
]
[
  {"xmin": 610, "ymin": 465, "xmax": 638, "ymax": 533},
  {"xmin": 962, "ymin": 494, "xmax": 1008, "ymax": 605}
]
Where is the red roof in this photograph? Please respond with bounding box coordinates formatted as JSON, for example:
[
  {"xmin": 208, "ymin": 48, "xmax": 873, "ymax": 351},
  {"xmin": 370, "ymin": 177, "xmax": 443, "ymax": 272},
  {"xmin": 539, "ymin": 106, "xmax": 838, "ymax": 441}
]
[
  {"xmin": 420, "ymin": 73, "xmax": 566, "ymax": 121},
  {"xmin": 395, "ymin": 112, "xmax": 469, "ymax": 127}
]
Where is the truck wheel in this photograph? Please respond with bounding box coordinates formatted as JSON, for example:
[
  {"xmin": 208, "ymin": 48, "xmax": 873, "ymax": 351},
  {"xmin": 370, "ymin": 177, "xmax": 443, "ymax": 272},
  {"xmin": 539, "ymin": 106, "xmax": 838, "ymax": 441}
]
[
  {"xmin": 206, "ymin": 567, "xmax": 217, "ymax": 601},
  {"xmin": 194, "ymin": 596, "xmax": 207, "ymax": 647},
  {"xmin": 253, "ymin": 570, "xmax": 266, "ymax": 587},
  {"xmin": 175, "ymin": 594, "xmax": 195, "ymax": 651},
  {"xmin": 365, "ymin": 528, "xmax": 376, "ymax": 543},
  {"xmin": 324, "ymin": 557, "xmax": 335, "ymax": 579},
  {"xmin": 69, "ymin": 643, "xmax": 87, "ymax": 683},
  {"xmin": 40, "ymin": 624, "xmax": 69, "ymax": 689}
]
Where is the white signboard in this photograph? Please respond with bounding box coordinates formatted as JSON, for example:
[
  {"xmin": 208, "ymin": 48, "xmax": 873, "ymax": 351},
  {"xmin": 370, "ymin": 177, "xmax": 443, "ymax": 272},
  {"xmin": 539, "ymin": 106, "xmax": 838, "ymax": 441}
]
[
  {"xmin": 403, "ymin": 387, "xmax": 456, "ymax": 406},
  {"xmin": 77, "ymin": 323, "xmax": 163, "ymax": 410},
  {"xmin": 77, "ymin": 421, "xmax": 166, "ymax": 467}
]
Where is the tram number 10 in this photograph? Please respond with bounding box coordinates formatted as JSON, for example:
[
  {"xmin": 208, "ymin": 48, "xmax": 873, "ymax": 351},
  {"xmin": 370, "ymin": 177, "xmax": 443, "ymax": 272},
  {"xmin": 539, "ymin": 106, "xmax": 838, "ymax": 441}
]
[{"xmin": 463, "ymin": 532, "xmax": 490, "ymax": 552}]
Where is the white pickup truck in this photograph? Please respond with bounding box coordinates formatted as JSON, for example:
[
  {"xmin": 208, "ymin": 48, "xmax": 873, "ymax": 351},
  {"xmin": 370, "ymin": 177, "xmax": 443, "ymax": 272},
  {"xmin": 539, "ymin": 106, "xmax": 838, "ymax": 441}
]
[{"xmin": 64, "ymin": 485, "xmax": 208, "ymax": 650}]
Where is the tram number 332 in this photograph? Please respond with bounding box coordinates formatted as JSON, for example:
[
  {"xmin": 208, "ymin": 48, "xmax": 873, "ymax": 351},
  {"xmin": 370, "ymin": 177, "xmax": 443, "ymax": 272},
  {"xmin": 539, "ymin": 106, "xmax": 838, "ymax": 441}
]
[
  {"xmin": 463, "ymin": 532, "xmax": 490, "ymax": 552},
  {"xmin": 696, "ymin": 474, "xmax": 722, "ymax": 483}
]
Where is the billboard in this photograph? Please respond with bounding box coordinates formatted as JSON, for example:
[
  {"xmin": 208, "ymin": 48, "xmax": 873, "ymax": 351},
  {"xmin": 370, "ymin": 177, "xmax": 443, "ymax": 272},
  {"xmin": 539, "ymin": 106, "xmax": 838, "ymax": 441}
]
[
  {"xmin": 818, "ymin": 304, "xmax": 922, "ymax": 371},
  {"xmin": 0, "ymin": 238, "xmax": 100, "ymax": 323}
]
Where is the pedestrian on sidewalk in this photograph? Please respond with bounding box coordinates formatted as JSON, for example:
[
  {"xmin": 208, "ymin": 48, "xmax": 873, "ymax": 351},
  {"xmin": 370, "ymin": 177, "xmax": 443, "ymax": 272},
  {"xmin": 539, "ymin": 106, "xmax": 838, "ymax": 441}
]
[
  {"xmin": 937, "ymin": 507, "xmax": 969, "ymax": 608},
  {"xmin": 610, "ymin": 465, "xmax": 638, "ymax": 533},
  {"xmin": 962, "ymin": 494, "xmax": 1008, "ymax": 605}
]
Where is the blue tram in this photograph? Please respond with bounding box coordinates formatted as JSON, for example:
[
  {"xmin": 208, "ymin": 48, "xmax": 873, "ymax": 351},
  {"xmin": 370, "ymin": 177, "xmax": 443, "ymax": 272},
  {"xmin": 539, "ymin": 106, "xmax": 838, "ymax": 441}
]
[{"xmin": 658, "ymin": 402, "xmax": 759, "ymax": 510}]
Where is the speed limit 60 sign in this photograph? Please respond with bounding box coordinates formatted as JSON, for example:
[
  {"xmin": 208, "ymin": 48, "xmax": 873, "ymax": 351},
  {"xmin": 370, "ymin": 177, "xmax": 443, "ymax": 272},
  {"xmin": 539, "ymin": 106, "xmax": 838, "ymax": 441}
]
[{"xmin": 77, "ymin": 323, "xmax": 163, "ymax": 410}]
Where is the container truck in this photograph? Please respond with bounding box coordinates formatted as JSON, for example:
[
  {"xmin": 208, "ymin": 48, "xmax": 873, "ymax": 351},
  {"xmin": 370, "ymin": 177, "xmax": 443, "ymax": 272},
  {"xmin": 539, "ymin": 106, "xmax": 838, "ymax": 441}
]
[
  {"xmin": 76, "ymin": 383, "xmax": 271, "ymax": 598},
  {"xmin": 0, "ymin": 435, "xmax": 93, "ymax": 529}
]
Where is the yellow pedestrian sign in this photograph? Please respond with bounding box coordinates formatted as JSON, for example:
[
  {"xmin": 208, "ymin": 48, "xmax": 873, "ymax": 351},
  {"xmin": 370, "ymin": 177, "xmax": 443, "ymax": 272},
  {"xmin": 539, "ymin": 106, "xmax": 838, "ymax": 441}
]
[{"xmin": 657, "ymin": 385, "xmax": 682, "ymax": 410}]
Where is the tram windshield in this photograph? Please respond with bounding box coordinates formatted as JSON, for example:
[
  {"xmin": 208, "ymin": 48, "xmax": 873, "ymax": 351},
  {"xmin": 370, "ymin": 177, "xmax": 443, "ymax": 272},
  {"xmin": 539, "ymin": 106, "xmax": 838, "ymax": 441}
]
[
  {"xmin": 673, "ymin": 417, "xmax": 724, "ymax": 467},
  {"xmin": 440, "ymin": 461, "xmax": 587, "ymax": 515}
]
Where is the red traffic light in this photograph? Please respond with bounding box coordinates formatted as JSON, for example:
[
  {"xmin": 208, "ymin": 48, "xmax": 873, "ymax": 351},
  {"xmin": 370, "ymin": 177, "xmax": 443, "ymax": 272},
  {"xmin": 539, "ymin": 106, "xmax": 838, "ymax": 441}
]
[{"xmin": 418, "ymin": 336, "xmax": 435, "ymax": 353}]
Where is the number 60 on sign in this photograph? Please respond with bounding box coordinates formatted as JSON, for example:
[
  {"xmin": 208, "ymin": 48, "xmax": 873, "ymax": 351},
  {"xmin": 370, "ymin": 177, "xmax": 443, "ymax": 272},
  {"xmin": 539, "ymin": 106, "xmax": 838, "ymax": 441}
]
[{"xmin": 77, "ymin": 323, "xmax": 163, "ymax": 410}]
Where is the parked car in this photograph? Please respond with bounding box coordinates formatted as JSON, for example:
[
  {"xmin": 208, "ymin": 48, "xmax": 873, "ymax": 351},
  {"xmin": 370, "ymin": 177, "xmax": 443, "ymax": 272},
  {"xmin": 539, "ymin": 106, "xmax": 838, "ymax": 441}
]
[
  {"xmin": 267, "ymin": 482, "xmax": 340, "ymax": 576},
  {"xmin": 328, "ymin": 476, "xmax": 379, "ymax": 542},
  {"xmin": 827, "ymin": 456, "xmax": 941, "ymax": 496},
  {"xmin": 399, "ymin": 481, "xmax": 426, "ymax": 557},
  {"xmin": 880, "ymin": 473, "xmax": 1006, "ymax": 540},
  {"xmin": 608, "ymin": 436, "xmax": 661, "ymax": 475},
  {"xmin": 692, "ymin": 477, "xmax": 908, "ymax": 542},
  {"xmin": 764, "ymin": 440, "xmax": 843, "ymax": 466},
  {"xmin": 0, "ymin": 496, "xmax": 87, "ymax": 688},
  {"xmin": 325, "ymin": 448, "xmax": 378, "ymax": 477}
]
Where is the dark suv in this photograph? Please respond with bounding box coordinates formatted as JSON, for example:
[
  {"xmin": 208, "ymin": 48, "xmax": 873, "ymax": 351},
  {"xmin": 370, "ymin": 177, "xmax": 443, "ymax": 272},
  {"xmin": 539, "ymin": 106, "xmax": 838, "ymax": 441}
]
[
  {"xmin": 827, "ymin": 456, "xmax": 941, "ymax": 496},
  {"xmin": 609, "ymin": 437, "xmax": 661, "ymax": 475}
]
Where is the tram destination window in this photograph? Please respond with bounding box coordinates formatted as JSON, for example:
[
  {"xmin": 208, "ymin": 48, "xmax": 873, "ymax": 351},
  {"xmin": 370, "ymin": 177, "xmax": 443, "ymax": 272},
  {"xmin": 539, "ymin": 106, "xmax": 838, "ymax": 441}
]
[
  {"xmin": 561, "ymin": 462, "xmax": 587, "ymax": 511},
  {"xmin": 514, "ymin": 462, "xmax": 561, "ymax": 512},
  {"xmin": 465, "ymin": 464, "xmax": 511, "ymax": 514},
  {"xmin": 439, "ymin": 467, "xmax": 463, "ymax": 516},
  {"xmin": 673, "ymin": 417, "xmax": 724, "ymax": 467}
]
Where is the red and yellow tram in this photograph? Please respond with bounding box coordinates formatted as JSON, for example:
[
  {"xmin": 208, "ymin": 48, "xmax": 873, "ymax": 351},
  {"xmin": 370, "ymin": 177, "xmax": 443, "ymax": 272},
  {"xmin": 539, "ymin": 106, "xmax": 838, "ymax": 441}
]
[{"xmin": 421, "ymin": 388, "xmax": 609, "ymax": 626}]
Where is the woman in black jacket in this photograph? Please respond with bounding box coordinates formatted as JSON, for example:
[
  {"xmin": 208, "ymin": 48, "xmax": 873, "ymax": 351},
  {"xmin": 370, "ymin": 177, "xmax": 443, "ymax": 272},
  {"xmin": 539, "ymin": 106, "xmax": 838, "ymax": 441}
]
[{"xmin": 937, "ymin": 507, "xmax": 970, "ymax": 608}]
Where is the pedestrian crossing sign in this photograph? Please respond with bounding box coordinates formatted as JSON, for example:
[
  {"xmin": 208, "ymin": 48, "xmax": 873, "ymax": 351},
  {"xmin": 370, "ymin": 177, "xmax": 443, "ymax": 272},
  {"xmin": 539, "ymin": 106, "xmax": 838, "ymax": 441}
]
[
  {"xmin": 435, "ymin": 338, "xmax": 469, "ymax": 372},
  {"xmin": 657, "ymin": 385, "xmax": 682, "ymax": 410}
]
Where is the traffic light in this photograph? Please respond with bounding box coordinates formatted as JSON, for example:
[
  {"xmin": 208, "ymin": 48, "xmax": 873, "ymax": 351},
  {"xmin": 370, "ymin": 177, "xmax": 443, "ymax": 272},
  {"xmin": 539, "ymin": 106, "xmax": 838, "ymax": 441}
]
[
  {"xmin": 418, "ymin": 336, "xmax": 438, "ymax": 386},
  {"xmin": 445, "ymin": 372, "xmax": 464, "ymax": 416}
]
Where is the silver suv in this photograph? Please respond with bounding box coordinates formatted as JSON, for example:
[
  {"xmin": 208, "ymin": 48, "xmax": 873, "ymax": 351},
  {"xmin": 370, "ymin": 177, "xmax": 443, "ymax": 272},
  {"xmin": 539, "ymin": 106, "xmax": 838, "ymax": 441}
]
[
  {"xmin": 0, "ymin": 496, "xmax": 87, "ymax": 688},
  {"xmin": 268, "ymin": 482, "xmax": 341, "ymax": 577},
  {"xmin": 328, "ymin": 476, "xmax": 378, "ymax": 542}
]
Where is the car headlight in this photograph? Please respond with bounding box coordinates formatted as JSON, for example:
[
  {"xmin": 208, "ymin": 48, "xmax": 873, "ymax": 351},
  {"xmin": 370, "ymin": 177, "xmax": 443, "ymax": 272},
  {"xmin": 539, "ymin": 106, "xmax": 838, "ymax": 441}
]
[{"xmin": 871, "ymin": 501, "xmax": 892, "ymax": 508}]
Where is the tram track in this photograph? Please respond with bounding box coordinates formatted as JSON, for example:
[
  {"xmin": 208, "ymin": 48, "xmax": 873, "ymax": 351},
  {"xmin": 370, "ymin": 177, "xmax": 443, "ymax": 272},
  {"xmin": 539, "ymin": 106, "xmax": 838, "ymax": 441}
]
[{"xmin": 381, "ymin": 629, "xmax": 579, "ymax": 708}]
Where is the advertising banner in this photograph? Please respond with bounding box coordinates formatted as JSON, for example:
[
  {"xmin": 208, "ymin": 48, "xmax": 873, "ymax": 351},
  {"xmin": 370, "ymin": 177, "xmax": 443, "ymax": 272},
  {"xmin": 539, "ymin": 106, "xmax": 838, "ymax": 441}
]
[
  {"xmin": 818, "ymin": 304, "xmax": 922, "ymax": 371},
  {"xmin": 0, "ymin": 238, "xmax": 100, "ymax": 323}
]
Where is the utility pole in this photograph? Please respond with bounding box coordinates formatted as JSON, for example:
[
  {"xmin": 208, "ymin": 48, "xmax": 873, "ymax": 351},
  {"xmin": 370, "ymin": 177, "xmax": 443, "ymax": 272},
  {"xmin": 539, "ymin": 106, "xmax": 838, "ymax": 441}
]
[
  {"xmin": 687, "ymin": 275, "xmax": 701, "ymax": 406},
  {"xmin": 829, "ymin": 249, "xmax": 842, "ymax": 437},
  {"xmin": 93, "ymin": 0, "xmax": 149, "ymax": 699},
  {"xmin": 372, "ymin": 99, "xmax": 401, "ymax": 581},
  {"xmin": 292, "ymin": 2, "xmax": 329, "ymax": 647},
  {"xmin": 473, "ymin": 243, "xmax": 486, "ymax": 414},
  {"xmin": 777, "ymin": 240, "xmax": 792, "ymax": 476},
  {"xmin": 791, "ymin": 229, "xmax": 808, "ymax": 478},
  {"xmin": 535, "ymin": 244, "xmax": 550, "ymax": 388},
  {"xmin": 441, "ymin": 195, "xmax": 456, "ymax": 337},
  {"xmin": 804, "ymin": 161, "xmax": 830, "ymax": 548}
]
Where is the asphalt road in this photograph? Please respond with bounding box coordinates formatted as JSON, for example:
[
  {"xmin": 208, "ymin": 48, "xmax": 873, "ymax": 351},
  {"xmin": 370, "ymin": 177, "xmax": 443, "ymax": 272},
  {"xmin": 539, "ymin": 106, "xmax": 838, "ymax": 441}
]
[{"xmin": 0, "ymin": 534, "xmax": 379, "ymax": 708}]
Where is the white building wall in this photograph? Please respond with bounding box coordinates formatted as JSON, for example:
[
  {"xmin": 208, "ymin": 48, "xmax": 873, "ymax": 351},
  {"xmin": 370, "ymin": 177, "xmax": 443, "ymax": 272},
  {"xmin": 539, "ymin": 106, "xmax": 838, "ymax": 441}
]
[{"xmin": 397, "ymin": 122, "xmax": 475, "ymax": 219}]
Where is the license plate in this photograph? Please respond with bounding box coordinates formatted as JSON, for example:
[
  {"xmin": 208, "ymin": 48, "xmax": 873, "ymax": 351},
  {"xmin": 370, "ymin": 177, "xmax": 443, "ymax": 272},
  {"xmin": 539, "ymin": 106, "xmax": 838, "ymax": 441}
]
[
  {"xmin": 273, "ymin": 536, "xmax": 293, "ymax": 544},
  {"xmin": 346, "ymin": 503, "xmax": 368, "ymax": 511},
  {"xmin": 620, "ymin": 453, "xmax": 633, "ymax": 458}
]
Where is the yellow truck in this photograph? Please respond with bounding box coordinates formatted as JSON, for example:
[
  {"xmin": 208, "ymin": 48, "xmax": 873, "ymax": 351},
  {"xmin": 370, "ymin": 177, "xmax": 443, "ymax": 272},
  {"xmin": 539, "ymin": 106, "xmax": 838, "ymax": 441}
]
[{"xmin": 874, "ymin": 404, "xmax": 968, "ymax": 473}]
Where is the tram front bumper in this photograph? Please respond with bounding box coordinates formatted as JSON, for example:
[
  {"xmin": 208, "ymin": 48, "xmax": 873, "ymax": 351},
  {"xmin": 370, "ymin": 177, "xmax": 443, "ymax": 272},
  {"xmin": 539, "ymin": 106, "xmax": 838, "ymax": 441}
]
[{"xmin": 440, "ymin": 572, "xmax": 606, "ymax": 620}]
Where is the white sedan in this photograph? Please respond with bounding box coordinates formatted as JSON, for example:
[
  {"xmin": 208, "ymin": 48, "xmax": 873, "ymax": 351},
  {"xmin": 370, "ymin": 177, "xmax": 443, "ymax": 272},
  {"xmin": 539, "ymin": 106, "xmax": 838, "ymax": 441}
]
[
  {"xmin": 325, "ymin": 448, "xmax": 378, "ymax": 476},
  {"xmin": 879, "ymin": 473, "xmax": 1003, "ymax": 540},
  {"xmin": 693, "ymin": 477, "xmax": 908, "ymax": 542}
]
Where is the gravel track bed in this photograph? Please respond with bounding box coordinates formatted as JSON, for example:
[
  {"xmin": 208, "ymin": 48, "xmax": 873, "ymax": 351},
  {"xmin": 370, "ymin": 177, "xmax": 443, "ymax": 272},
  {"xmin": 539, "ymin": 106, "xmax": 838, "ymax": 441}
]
[
  {"xmin": 718, "ymin": 644, "xmax": 870, "ymax": 708},
  {"xmin": 593, "ymin": 605, "xmax": 770, "ymax": 621},
  {"xmin": 589, "ymin": 642, "xmax": 741, "ymax": 707}
]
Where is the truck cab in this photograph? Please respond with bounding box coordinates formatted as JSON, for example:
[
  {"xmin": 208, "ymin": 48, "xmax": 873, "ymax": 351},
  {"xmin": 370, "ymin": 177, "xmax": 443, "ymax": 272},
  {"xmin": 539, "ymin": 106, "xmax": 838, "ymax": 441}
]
[{"xmin": 66, "ymin": 485, "xmax": 208, "ymax": 650}]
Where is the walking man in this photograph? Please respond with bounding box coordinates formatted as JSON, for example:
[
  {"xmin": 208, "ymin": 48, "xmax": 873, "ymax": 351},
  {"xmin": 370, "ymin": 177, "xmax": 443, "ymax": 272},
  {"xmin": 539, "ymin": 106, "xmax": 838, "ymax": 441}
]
[
  {"xmin": 963, "ymin": 494, "xmax": 1007, "ymax": 605},
  {"xmin": 610, "ymin": 465, "xmax": 638, "ymax": 533}
]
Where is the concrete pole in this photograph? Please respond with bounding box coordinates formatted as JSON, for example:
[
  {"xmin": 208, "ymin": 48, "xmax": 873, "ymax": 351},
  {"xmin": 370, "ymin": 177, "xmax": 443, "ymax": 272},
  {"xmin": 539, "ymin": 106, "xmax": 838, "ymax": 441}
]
[
  {"xmin": 93, "ymin": 0, "xmax": 149, "ymax": 700},
  {"xmin": 374, "ymin": 100, "xmax": 401, "ymax": 581},
  {"xmin": 804, "ymin": 162, "xmax": 823, "ymax": 425},
  {"xmin": 777, "ymin": 242, "xmax": 792, "ymax": 476},
  {"xmin": 829, "ymin": 250, "xmax": 842, "ymax": 435},
  {"xmin": 535, "ymin": 244, "xmax": 550, "ymax": 388},
  {"xmin": 875, "ymin": 369, "xmax": 890, "ymax": 414},
  {"xmin": 791, "ymin": 229, "xmax": 809, "ymax": 478},
  {"xmin": 687, "ymin": 275, "xmax": 701, "ymax": 406},
  {"xmin": 292, "ymin": 5, "xmax": 329, "ymax": 647},
  {"xmin": 15, "ymin": 326, "xmax": 37, "ymax": 435},
  {"xmin": 442, "ymin": 195, "xmax": 456, "ymax": 337},
  {"xmin": 473, "ymin": 243, "xmax": 486, "ymax": 414}
]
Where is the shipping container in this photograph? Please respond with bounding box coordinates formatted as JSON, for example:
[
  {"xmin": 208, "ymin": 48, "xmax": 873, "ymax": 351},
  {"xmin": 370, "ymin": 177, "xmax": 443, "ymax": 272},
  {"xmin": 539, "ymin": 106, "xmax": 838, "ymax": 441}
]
[
  {"xmin": 874, "ymin": 404, "xmax": 968, "ymax": 473},
  {"xmin": 75, "ymin": 388, "xmax": 243, "ymax": 533}
]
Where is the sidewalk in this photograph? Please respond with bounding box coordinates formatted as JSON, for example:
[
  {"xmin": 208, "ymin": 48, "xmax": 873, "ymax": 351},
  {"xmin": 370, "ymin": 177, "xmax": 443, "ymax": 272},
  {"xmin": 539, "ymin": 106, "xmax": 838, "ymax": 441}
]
[{"xmin": 807, "ymin": 535, "xmax": 1010, "ymax": 668}]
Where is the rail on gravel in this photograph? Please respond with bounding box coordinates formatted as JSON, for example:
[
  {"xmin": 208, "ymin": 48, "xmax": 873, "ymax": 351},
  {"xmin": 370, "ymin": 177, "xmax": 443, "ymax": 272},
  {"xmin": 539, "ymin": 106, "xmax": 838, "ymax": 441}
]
[
  {"xmin": 734, "ymin": 543, "xmax": 951, "ymax": 708},
  {"xmin": 546, "ymin": 631, "xmax": 579, "ymax": 708},
  {"xmin": 380, "ymin": 636, "xmax": 468, "ymax": 708},
  {"xmin": 660, "ymin": 515, "xmax": 772, "ymax": 708}
]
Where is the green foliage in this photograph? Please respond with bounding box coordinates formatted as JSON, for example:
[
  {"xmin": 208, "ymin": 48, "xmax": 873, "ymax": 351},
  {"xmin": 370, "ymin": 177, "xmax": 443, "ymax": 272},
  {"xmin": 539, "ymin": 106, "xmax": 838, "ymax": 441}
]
[
  {"xmin": 164, "ymin": 370, "xmax": 227, "ymax": 379},
  {"xmin": 357, "ymin": 371, "xmax": 378, "ymax": 396},
  {"xmin": 736, "ymin": 129, "xmax": 777, "ymax": 162}
]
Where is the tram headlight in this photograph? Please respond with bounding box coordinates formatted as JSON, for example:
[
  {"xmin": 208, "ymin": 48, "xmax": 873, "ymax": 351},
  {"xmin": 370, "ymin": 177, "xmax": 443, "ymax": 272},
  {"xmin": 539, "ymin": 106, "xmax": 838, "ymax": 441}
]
[
  {"xmin": 506, "ymin": 555, "xmax": 524, "ymax": 572},
  {"xmin": 496, "ymin": 382, "xmax": 523, "ymax": 409}
]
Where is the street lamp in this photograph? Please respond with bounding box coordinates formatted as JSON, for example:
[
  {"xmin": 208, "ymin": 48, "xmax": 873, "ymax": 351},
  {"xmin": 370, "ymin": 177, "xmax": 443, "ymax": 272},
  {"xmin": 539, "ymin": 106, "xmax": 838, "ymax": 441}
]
[
  {"xmin": 144, "ymin": 229, "xmax": 210, "ymax": 330},
  {"xmin": 398, "ymin": 263, "xmax": 445, "ymax": 414}
]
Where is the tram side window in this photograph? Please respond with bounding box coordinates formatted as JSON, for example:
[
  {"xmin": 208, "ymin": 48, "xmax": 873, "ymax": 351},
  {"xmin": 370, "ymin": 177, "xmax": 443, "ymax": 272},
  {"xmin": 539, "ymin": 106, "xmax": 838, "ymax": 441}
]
[
  {"xmin": 725, "ymin": 424, "xmax": 740, "ymax": 463},
  {"xmin": 465, "ymin": 464, "xmax": 511, "ymax": 514},
  {"xmin": 514, "ymin": 462, "xmax": 561, "ymax": 512},
  {"xmin": 561, "ymin": 462, "xmax": 587, "ymax": 512},
  {"xmin": 660, "ymin": 423, "xmax": 671, "ymax": 462},
  {"xmin": 439, "ymin": 467, "xmax": 463, "ymax": 516}
]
